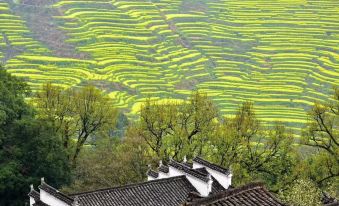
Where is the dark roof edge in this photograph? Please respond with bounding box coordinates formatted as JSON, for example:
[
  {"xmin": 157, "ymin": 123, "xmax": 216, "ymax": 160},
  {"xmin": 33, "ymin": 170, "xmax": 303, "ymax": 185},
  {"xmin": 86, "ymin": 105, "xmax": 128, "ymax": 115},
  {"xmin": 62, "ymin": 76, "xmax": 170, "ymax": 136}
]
[
  {"xmin": 69, "ymin": 175, "xmax": 190, "ymax": 197},
  {"xmin": 33, "ymin": 200, "xmax": 50, "ymax": 206},
  {"xmin": 185, "ymin": 182, "xmax": 286, "ymax": 205},
  {"xmin": 261, "ymin": 185, "xmax": 288, "ymax": 206},
  {"xmin": 38, "ymin": 183, "xmax": 74, "ymax": 203},
  {"xmin": 169, "ymin": 160, "xmax": 209, "ymax": 182},
  {"xmin": 193, "ymin": 157, "xmax": 230, "ymax": 175},
  {"xmin": 147, "ymin": 169, "xmax": 159, "ymax": 178},
  {"xmin": 28, "ymin": 189, "xmax": 40, "ymax": 201},
  {"xmin": 159, "ymin": 165, "xmax": 169, "ymax": 173}
]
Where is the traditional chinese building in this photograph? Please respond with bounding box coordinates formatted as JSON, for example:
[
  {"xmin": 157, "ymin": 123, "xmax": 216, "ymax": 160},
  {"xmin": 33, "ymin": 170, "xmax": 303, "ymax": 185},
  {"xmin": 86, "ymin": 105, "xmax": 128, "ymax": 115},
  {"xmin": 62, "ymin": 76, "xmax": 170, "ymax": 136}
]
[{"xmin": 28, "ymin": 157, "xmax": 285, "ymax": 206}]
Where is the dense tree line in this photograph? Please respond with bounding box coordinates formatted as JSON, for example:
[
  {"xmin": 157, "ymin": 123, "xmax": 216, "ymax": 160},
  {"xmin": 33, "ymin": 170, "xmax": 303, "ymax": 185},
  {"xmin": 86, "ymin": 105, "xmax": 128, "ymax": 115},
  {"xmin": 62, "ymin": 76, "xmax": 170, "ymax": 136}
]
[
  {"xmin": 0, "ymin": 67, "xmax": 70, "ymax": 205},
  {"xmin": 63, "ymin": 87, "xmax": 338, "ymax": 205},
  {"xmin": 35, "ymin": 83, "xmax": 118, "ymax": 166},
  {"xmin": 0, "ymin": 67, "xmax": 337, "ymax": 205}
]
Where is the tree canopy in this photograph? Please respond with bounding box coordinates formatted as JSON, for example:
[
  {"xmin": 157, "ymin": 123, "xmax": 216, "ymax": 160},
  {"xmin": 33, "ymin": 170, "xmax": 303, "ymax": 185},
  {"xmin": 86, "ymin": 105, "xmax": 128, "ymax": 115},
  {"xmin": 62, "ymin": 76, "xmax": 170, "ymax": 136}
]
[
  {"xmin": 133, "ymin": 92, "xmax": 297, "ymax": 192},
  {"xmin": 137, "ymin": 91, "xmax": 218, "ymax": 160},
  {"xmin": 35, "ymin": 83, "xmax": 119, "ymax": 166},
  {"xmin": 1, "ymin": 64, "xmax": 337, "ymax": 205},
  {"xmin": 301, "ymin": 87, "xmax": 338, "ymax": 187},
  {"xmin": 0, "ymin": 67, "xmax": 70, "ymax": 205}
]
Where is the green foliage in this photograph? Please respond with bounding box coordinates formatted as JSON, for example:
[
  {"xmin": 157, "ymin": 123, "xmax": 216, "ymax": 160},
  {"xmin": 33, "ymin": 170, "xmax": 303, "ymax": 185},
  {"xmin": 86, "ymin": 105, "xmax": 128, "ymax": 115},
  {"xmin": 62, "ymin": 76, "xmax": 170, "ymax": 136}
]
[
  {"xmin": 63, "ymin": 129, "xmax": 149, "ymax": 193},
  {"xmin": 279, "ymin": 179, "xmax": 322, "ymax": 206},
  {"xmin": 302, "ymin": 87, "xmax": 339, "ymax": 185},
  {"xmin": 209, "ymin": 120, "xmax": 240, "ymax": 168},
  {"xmin": 137, "ymin": 91, "xmax": 218, "ymax": 160},
  {"xmin": 47, "ymin": 86, "xmax": 338, "ymax": 205},
  {"xmin": 35, "ymin": 83, "xmax": 119, "ymax": 166},
  {"xmin": 236, "ymin": 125, "xmax": 296, "ymax": 192},
  {"xmin": 209, "ymin": 102, "xmax": 297, "ymax": 191},
  {"xmin": 0, "ymin": 67, "xmax": 70, "ymax": 205},
  {"xmin": 324, "ymin": 181, "xmax": 339, "ymax": 201},
  {"xmin": 137, "ymin": 94, "xmax": 297, "ymax": 191},
  {"xmin": 0, "ymin": 67, "xmax": 30, "ymax": 127},
  {"xmin": 210, "ymin": 102, "xmax": 261, "ymax": 168}
]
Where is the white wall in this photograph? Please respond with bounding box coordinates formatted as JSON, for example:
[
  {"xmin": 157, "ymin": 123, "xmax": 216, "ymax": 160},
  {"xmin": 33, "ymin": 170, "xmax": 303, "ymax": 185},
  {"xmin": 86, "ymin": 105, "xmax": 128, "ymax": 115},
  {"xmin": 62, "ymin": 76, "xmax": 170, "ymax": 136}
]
[
  {"xmin": 147, "ymin": 176, "xmax": 156, "ymax": 181},
  {"xmin": 169, "ymin": 166, "xmax": 211, "ymax": 196},
  {"xmin": 29, "ymin": 197, "xmax": 35, "ymax": 206},
  {"xmin": 158, "ymin": 171, "xmax": 170, "ymax": 179},
  {"xmin": 186, "ymin": 175, "xmax": 211, "ymax": 196},
  {"xmin": 168, "ymin": 166, "xmax": 184, "ymax": 177},
  {"xmin": 193, "ymin": 162, "xmax": 232, "ymax": 189},
  {"xmin": 40, "ymin": 190, "xmax": 70, "ymax": 206}
]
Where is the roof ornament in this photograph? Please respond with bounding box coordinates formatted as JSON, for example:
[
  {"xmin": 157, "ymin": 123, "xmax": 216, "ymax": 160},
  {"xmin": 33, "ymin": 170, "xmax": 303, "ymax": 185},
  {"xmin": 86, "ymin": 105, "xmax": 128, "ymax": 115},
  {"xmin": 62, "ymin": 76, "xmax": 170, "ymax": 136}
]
[
  {"xmin": 30, "ymin": 184, "xmax": 34, "ymax": 192},
  {"xmin": 148, "ymin": 164, "xmax": 152, "ymax": 170},
  {"xmin": 41, "ymin": 177, "xmax": 45, "ymax": 184},
  {"xmin": 159, "ymin": 160, "xmax": 163, "ymax": 167},
  {"xmin": 72, "ymin": 196, "xmax": 80, "ymax": 206}
]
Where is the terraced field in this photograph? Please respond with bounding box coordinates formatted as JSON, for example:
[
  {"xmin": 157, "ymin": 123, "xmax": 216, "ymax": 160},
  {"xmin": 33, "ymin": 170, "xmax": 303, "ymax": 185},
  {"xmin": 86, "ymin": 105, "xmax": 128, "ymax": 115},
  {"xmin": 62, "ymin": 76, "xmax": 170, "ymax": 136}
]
[{"xmin": 0, "ymin": 0, "xmax": 338, "ymax": 132}]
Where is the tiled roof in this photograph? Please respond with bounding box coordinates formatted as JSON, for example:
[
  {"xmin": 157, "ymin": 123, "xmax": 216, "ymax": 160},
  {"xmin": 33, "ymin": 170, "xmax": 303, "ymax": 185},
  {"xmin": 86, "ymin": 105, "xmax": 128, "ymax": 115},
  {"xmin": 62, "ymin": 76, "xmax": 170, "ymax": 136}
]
[
  {"xmin": 195, "ymin": 167, "xmax": 209, "ymax": 176},
  {"xmin": 38, "ymin": 182, "xmax": 74, "ymax": 205},
  {"xmin": 183, "ymin": 162, "xmax": 193, "ymax": 168},
  {"xmin": 33, "ymin": 200, "xmax": 50, "ymax": 206},
  {"xmin": 70, "ymin": 175, "xmax": 198, "ymax": 206},
  {"xmin": 169, "ymin": 160, "xmax": 210, "ymax": 182},
  {"xmin": 192, "ymin": 167, "xmax": 225, "ymax": 194},
  {"xmin": 159, "ymin": 165, "xmax": 169, "ymax": 173},
  {"xmin": 193, "ymin": 157, "xmax": 230, "ymax": 175},
  {"xmin": 147, "ymin": 169, "xmax": 159, "ymax": 178},
  {"xmin": 184, "ymin": 182, "xmax": 286, "ymax": 206},
  {"xmin": 210, "ymin": 177, "xmax": 226, "ymax": 194},
  {"xmin": 28, "ymin": 189, "xmax": 40, "ymax": 202}
]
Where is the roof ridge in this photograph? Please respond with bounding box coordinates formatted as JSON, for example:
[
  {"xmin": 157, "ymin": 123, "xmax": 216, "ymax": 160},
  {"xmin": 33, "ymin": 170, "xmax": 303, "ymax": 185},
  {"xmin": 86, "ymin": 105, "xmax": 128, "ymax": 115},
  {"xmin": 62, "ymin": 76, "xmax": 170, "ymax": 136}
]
[
  {"xmin": 69, "ymin": 175, "xmax": 190, "ymax": 197},
  {"xmin": 28, "ymin": 189, "xmax": 39, "ymax": 196},
  {"xmin": 193, "ymin": 157, "xmax": 230, "ymax": 175},
  {"xmin": 216, "ymin": 183, "xmax": 263, "ymax": 200},
  {"xmin": 28, "ymin": 189, "xmax": 40, "ymax": 201},
  {"xmin": 169, "ymin": 160, "xmax": 209, "ymax": 182},
  {"xmin": 38, "ymin": 182, "xmax": 74, "ymax": 202}
]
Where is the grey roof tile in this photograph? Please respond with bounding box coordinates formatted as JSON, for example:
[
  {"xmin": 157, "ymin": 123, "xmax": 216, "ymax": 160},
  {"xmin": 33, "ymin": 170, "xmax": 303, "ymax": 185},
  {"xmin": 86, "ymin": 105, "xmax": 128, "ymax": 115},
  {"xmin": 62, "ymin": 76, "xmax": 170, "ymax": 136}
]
[
  {"xmin": 33, "ymin": 200, "xmax": 50, "ymax": 206},
  {"xmin": 184, "ymin": 182, "xmax": 286, "ymax": 206},
  {"xmin": 211, "ymin": 177, "xmax": 226, "ymax": 194},
  {"xmin": 70, "ymin": 175, "xmax": 198, "ymax": 206},
  {"xmin": 28, "ymin": 189, "xmax": 40, "ymax": 202},
  {"xmin": 147, "ymin": 169, "xmax": 159, "ymax": 178},
  {"xmin": 159, "ymin": 165, "xmax": 169, "ymax": 173},
  {"xmin": 169, "ymin": 160, "xmax": 209, "ymax": 182}
]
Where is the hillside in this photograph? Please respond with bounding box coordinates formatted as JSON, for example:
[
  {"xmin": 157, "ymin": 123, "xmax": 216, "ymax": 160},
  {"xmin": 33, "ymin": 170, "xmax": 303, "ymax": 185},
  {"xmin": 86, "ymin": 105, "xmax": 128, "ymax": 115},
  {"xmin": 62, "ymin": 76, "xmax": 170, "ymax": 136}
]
[{"xmin": 0, "ymin": 0, "xmax": 338, "ymax": 131}]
